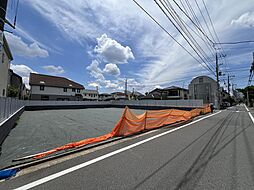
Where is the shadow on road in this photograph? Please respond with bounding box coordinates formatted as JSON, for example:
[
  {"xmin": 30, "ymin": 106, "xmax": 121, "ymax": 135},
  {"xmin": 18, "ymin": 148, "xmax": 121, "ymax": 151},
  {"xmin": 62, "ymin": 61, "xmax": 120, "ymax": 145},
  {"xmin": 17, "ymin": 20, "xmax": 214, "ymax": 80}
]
[{"xmin": 133, "ymin": 112, "xmax": 233, "ymax": 189}]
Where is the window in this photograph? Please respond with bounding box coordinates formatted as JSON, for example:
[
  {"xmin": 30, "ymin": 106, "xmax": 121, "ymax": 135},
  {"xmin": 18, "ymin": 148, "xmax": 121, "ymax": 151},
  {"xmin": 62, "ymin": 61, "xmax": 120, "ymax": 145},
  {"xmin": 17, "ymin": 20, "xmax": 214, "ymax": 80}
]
[
  {"xmin": 72, "ymin": 88, "xmax": 76, "ymax": 92},
  {"xmin": 77, "ymin": 89, "xmax": 80, "ymax": 93},
  {"xmin": 199, "ymin": 77, "xmax": 203, "ymax": 83},
  {"xmin": 63, "ymin": 87, "xmax": 67, "ymax": 92},
  {"xmin": 41, "ymin": 95, "xmax": 49, "ymax": 101},
  {"xmin": 40, "ymin": 85, "xmax": 45, "ymax": 91},
  {"xmin": 2, "ymin": 89, "xmax": 5, "ymax": 96}
]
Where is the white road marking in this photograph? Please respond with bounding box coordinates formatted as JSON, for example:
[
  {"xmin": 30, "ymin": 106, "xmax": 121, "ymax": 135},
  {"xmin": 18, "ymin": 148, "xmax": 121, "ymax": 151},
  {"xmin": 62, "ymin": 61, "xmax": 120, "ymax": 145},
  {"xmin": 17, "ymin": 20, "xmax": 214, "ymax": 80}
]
[
  {"xmin": 244, "ymin": 104, "xmax": 254, "ymax": 124},
  {"xmin": 244, "ymin": 104, "xmax": 250, "ymax": 112},
  {"xmin": 14, "ymin": 111, "xmax": 222, "ymax": 190}
]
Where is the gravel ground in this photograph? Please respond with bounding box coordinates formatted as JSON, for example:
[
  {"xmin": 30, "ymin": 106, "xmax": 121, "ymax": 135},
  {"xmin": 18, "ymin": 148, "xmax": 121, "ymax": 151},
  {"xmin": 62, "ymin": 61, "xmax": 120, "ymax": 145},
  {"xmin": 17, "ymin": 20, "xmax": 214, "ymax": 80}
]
[{"xmin": 0, "ymin": 108, "xmax": 144, "ymax": 168}]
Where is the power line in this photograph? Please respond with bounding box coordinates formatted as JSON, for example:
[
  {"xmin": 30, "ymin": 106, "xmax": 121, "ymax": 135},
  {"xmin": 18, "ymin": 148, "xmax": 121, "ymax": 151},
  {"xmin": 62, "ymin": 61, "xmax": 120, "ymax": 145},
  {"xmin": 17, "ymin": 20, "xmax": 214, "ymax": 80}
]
[
  {"xmin": 214, "ymin": 40, "xmax": 254, "ymax": 45},
  {"xmin": 201, "ymin": 0, "xmax": 230, "ymax": 76},
  {"xmin": 178, "ymin": 0, "xmax": 216, "ymax": 58},
  {"xmin": 173, "ymin": 0, "xmax": 218, "ymax": 65},
  {"xmin": 171, "ymin": 0, "xmax": 214, "ymax": 44},
  {"xmin": 164, "ymin": 1, "xmax": 216, "ymax": 58},
  {"xmin": 162, "ymin": 0, "xmax": 215, "ymax": 70},
  {"xmin": 154, "ymin": 0, "xmax": 216, "ymax": 76},
  {"xmin": 132, "ymin": 0, "xmax": 216, "ymax": 77},
  {"xmin": 194, "ymin": 0, "xmax": 217, "ymax": 43}
]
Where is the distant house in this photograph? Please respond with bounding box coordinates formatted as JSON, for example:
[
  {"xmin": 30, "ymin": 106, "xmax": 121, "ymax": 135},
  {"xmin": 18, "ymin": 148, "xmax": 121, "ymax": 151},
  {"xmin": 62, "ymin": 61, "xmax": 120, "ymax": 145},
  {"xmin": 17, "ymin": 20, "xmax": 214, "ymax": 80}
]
[
  {"xmin": 98, "ymin": 93, "xmax": 113, "ymax": 101},
  {"xmin": 129, "ymin": 91, "xmax": 144, "ymax": 100},
  {"xmin": 111, "ymin": 92, "xmax": 127, "ymax": 100},
  {"xmin": 0, "ymin": 35, "xmax": 13, "ymax": 97},
  {"xmin": 83, "ymin": 89, "xmax": 99, "ymax": 101},
  {"xmin": 143, "ymin": 86, "xmax": 188, "ymax": 100},
  {"xmin": 189, "ymin": 76, "xmax": 218, "ymax": 106},
  {"xmin": 8, "ymin": 69, "xmax": 23, "ymax": 99},
  {"xmin": 29, "ymin": 73, "xmax": 84, "ymax": 101}
]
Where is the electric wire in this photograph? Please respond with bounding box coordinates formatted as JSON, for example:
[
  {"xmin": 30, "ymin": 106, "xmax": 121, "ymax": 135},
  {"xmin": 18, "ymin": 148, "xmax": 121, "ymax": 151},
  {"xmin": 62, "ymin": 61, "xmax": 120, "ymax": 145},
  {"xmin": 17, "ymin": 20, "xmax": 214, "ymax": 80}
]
[
  {"xmin": 154, "ymin": 0, "xmax": 216, "ymax": 76},
  {"xmin": 162, "ymin": 0, "xmax": 215, "ymax": 70},
  {"xmin": 133, "ymin": 0, "xmax": 216, "ymax": 77}
]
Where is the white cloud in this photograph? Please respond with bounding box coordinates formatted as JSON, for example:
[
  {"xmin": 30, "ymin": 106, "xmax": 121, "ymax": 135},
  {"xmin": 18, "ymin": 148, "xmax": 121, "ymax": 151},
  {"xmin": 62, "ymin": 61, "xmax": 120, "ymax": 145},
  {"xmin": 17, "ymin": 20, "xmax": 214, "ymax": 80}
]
[
  {"xmin": 23, "ymin": 0, "xmax": 145, "ymax": 42},
  {"xmin": 86, "ymin": 60, "xmax": 104, "ymax": 80},
  {"xmin": 5, "ymin": 33, "xmax": 49, "ymax": 58},
  {"xmin": 42, "ymin": 65, "xmax": 65, "ymax": 74},
  {"xmin": 94, "ymin": 34, "xmax": 134, "ymax": 64},
  {"xmin": 24, "ymin": 0, "xmax": 254, "ymax": 90},
  {"xmin": 103, "ymin": 63, "xmax": 120, "ymax": 76},
  {"xmin": 88, "ymin": 82, "xmax": 100, "ymax": 88},
  {"xmin": 10, "ymin": 64, "xmax": 37, "ymax": 89},
  {"xmin": 16, "ymin": 27, "xmax": 62, "ymax": 54},
  {"xmin": 231, "ymin": 12, "xmax": 254, "ymax": 28}
]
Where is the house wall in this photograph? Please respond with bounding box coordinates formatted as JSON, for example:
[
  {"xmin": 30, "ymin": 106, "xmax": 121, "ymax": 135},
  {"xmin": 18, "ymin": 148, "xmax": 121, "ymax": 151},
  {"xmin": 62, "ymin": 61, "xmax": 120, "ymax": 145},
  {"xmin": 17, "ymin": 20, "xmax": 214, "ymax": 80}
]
[
  {"xmin": 150, "ymin": 89, "xmax": 188, "ymax": 100},
  {"xmin": 99, "ymin": 94, "xmax": 113, "ymax": 101},
  {"xmin": 0, "ymin": 40, "xmax": 10, "ymax": 97},
  {"xmin": 83, "ymin": 91, "xmax": 98, "ymax": 100},
  {"xmin": 30, "ymin": 85, "xmax": 83, "ymax": 100}
]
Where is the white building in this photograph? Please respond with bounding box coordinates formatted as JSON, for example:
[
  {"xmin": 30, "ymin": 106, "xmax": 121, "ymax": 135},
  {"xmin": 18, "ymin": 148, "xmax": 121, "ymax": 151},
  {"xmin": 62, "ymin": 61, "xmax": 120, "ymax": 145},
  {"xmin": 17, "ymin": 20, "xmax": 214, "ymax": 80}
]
[
  {"xmin": 189, "ymin": 76, "xmax": 219, "ymax": 107},
  {"xmin": 98, "ymin": 93, "xmax": 113, "ymax": 101},
  {"xmin": 83, "ymin": 89, "xmax": 99, "ymax": 101},
  {"xmin": 29, "ymin": 73, "xmax": 84, "ymax": 101},
  {"xmin": 111, "ymin": 92, "xmax": 127, "ymax": 100},
  {"xmin": 0, "ymin": 34, "xmax": 13, "ymax": 97}
]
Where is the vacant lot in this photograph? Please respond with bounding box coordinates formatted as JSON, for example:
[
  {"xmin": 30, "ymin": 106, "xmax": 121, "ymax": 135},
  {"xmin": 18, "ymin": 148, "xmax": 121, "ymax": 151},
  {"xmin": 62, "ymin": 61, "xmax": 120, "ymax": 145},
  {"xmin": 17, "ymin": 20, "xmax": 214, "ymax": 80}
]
[{"xmin": 0, "ymin": 108, "xmax": 144, "ymax": 168}]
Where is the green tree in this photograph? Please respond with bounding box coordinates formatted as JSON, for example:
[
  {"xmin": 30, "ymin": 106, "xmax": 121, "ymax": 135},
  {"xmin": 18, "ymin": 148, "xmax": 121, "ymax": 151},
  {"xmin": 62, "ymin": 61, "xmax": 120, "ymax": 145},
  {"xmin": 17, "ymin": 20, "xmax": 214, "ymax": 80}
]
[{"xmin": 7, "ymin": 86, "xmax": 19, "ymax": 98}]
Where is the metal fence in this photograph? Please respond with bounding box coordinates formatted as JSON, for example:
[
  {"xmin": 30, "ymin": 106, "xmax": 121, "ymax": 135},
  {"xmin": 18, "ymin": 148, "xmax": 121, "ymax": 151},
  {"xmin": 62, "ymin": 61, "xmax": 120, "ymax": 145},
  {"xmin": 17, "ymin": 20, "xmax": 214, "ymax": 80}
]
[
  {"xmin": 111, "ymin": 100, "xmax": 203, "ymax": 107},
  {"xmin": 24, "ymin": 99, "xmax": 203, "ymax": 107},
  {"xmin": 0, "ymin": 97, "xmax": 25, "ymax": 124},
  {"xmin": 0, "ymin": 98, "xmax": 203, "ymax": 124}
]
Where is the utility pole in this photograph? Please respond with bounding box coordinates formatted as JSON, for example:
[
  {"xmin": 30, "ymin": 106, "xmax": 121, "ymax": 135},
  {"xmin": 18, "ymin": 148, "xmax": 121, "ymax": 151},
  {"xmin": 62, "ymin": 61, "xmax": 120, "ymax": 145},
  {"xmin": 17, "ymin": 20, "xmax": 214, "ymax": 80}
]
[
  {"xmin": 0, "ymin": 0, "xmax": 8, "ymax": 73},
  {"xmin": 227, "ymin": 75, "xmax": 230, "ymax": 94},
  {"xmin": 125, "ymin": 78, "xmax": 128, "ymax": 99},
  {"xmin": 227, "ymin": 74, "xmax": 235, "ymax": 95},
  {"xmin": 247, "ymin": 87, "xmax": 250, "ymax": 106},
  {"xmin": 216, "ymin": 52, "xmax": 220, "ymax": 110},
  {"xmin": 0, "ymin": 0, "xmax": 8, "ymax": 31},
  {"xmin": 246, "ymin": 52, "xmax": 254, "ymax": 106}
]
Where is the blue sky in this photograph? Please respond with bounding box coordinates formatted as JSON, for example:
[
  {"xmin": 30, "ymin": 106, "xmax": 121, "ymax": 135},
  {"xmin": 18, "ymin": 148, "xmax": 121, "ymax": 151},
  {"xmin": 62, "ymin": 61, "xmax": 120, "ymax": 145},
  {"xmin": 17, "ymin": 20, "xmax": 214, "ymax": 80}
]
[{"xmin": 4, "ymin": 0, "xmax": 254, "ymax": 93}]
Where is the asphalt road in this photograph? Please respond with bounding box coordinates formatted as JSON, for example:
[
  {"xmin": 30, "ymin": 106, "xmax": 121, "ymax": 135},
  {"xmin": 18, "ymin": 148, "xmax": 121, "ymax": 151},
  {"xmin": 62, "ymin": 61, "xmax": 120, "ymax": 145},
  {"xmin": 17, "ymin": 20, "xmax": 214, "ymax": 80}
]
[{"xmin": 1, "ymin": 104, "xmax": 254, "ymax": 190}]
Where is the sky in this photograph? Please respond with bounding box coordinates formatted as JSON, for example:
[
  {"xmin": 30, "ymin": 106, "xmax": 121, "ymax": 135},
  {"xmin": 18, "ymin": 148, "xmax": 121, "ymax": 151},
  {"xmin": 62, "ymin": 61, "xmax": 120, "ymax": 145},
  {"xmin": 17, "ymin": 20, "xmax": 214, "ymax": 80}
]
[{"xmin": 4, "ymin": 0, "xmax": 254, "ymax": 93}]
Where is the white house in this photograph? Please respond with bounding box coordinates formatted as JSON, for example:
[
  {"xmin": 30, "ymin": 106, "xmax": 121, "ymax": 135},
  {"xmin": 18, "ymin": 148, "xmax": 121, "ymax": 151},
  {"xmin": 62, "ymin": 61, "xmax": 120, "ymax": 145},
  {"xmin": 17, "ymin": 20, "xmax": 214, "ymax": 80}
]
[
  {"xmin": 98, "ymin": 93, "xmax": 113, "ymax": 101},
  {"xmin": 83, "ymin": 89, "xmax": 99, "ymax": 101},
  {"xmin": 29, "ymin": 73, "xmax": 84, "ymax": 101},
  {"xmin": 0, "ymin": 34, "xmax": 13, "ymax": 97},
  {"xmin": 146, "ymin": 86, "xmax": 188, "ymax": 100},
  {"xmin": 111, "ymin": 92, "xmax": 127, "ymax": 100}
]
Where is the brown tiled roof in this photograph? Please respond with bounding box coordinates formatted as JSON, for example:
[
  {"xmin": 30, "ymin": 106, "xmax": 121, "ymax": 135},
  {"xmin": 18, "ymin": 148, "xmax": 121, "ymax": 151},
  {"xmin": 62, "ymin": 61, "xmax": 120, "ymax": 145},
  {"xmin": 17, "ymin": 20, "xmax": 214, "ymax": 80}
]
[{"xmin": 29, "ymin": 73, "xmax": 84, "ymax": 89}]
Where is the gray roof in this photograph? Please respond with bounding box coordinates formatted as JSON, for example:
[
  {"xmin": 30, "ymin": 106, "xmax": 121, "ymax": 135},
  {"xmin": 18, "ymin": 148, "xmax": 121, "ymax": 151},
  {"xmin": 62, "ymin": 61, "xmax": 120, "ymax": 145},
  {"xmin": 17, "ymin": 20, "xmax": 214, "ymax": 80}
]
[{"xmin": 30, "ymin": 73, "xmax": 84, "ymax": 89}]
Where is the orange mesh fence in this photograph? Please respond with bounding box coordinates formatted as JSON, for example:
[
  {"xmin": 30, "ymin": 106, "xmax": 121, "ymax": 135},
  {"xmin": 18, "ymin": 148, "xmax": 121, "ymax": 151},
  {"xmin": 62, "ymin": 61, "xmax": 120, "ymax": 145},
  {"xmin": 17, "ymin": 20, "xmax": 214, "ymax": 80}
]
[{"xmin": 33, "ymin": 105, "xmax": 211, "ymax": 159}]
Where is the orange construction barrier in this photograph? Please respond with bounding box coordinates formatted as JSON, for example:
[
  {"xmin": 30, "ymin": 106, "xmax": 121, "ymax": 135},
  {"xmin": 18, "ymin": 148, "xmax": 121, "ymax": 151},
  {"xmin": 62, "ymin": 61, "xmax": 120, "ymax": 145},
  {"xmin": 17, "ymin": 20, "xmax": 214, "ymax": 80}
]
[{"xmin": 33, "ymin": 105, "xmax": 211, "ymax": 159}]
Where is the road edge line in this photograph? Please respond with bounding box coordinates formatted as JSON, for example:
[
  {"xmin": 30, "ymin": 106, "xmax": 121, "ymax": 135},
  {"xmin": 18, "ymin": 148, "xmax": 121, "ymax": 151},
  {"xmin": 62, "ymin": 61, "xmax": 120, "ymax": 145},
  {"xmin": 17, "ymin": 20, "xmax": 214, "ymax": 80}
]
[
  {"xmin": 244, "ymin": 104, "xmax": 254, "ymax": 124},
  {"xmin": 14, "ymin": 111, "xmax": 222, "ymax": 190}
]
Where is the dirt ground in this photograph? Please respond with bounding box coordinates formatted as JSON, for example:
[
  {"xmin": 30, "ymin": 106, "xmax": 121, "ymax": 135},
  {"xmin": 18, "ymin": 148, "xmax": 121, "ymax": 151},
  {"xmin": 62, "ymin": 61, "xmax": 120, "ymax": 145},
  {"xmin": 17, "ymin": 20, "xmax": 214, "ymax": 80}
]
[{"xmin": 0, "ymin": 108, "xmax": 144, "ymax": 168}]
